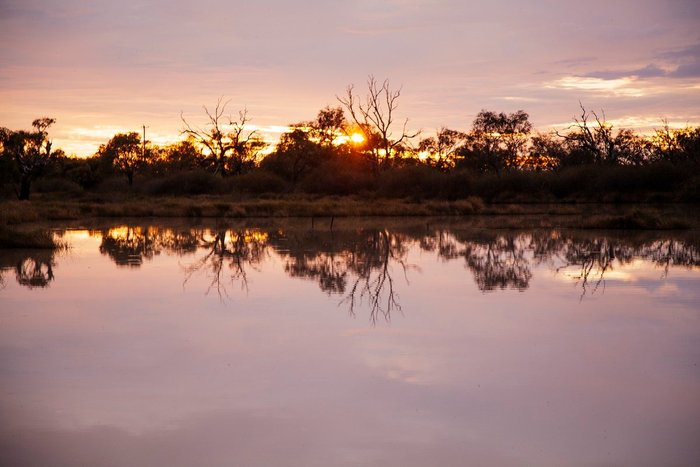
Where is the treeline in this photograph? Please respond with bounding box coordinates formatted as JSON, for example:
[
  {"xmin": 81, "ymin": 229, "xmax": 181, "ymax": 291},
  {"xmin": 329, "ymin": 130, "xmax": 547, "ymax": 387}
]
[{"xmin": 2, "ymin": 78, "xmax": 700, "ymax": 202}]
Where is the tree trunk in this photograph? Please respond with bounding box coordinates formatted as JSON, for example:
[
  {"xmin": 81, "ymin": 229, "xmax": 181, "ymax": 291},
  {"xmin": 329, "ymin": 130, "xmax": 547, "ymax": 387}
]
[
  {"xmin": 127, "ymin": 171, "xmax": 134, "ymax": 187},
  {"xmin": 18, "ymin": 175, "xmax": 31, "ymax": 200}
]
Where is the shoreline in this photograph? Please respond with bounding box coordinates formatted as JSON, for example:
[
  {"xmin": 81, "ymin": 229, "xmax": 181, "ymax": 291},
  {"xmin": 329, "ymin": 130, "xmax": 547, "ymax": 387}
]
[{"xmin": 1, "ymin": 196, "xmax": 698, "ymax": 231}]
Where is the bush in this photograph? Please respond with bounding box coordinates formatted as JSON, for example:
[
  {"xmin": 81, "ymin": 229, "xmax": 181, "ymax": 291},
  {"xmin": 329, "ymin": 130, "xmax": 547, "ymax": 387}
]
[
  {"xmin": 33, "ymin": 177, "xmax": 84, "ymax": 195},
  {"xmin": 142, "ymin": 170, "xmax": 223, "ymax": 195},
  {"xmin": 299, "ymin": 162, "xmax": 374, "ymax": 195},
  {"xmin": 228, "ymin": 170, "xmax": 289, "ymax": 194}
]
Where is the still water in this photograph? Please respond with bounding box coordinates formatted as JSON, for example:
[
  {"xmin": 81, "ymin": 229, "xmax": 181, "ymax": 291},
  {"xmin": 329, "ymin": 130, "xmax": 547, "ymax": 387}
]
[{"xmin": 1, "ymin": 219, "xmax": 699, "ymax": 466}]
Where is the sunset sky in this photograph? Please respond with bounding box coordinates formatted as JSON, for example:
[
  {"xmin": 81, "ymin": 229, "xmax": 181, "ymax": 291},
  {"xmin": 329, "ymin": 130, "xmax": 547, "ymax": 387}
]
[{"xmin": 1, "ymin": 0, "xmax": 699, "ymax": 156}]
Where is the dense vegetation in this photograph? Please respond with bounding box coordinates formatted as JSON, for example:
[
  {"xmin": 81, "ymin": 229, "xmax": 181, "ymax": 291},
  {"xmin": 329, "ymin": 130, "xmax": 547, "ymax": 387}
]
[{"xmin": 2, "ymin": 79, "xmax": 699, "ymax": 204}]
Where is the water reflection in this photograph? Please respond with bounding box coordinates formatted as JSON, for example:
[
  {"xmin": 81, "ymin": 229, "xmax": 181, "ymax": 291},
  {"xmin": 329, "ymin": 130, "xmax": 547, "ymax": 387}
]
[
  {"xmin": 183, "ymin": 229, "xmax": 268, "ymax": 297},
  {"xmin": 2, "ymin": 221, "xmax": 700, "ymax": 466},
  {"xmin": 273, "ymin": 228, "xmax": 412, "ymax": 322},
  {"xmin": 0, "ymin": 249, "xmax": 56, "ymax": 289},
  {"xmin": 4, "ymin": 223, "xmax": 699, "ymax": 305}
]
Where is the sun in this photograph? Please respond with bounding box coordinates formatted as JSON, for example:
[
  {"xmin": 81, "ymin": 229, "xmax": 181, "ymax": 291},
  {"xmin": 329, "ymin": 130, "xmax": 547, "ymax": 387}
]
[{"xmin": 350, "ymin": 132, "xmax": 365, "ymax": 144}]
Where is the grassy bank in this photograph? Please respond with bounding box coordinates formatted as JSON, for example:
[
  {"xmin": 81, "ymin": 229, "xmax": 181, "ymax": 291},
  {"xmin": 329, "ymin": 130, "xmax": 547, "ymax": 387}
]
[
  {"xmin": 0, "ymin": 194, "xmax": 697, "ymax": 231},
  {"xmin": 0, "ymin": 225, "xmax": 61, "ymax": 249}
]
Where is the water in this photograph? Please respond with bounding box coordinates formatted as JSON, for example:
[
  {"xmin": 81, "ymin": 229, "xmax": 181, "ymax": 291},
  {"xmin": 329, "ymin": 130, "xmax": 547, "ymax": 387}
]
[{"xmin": 1, "ymin": 219, "xmax": 699, "ymax": 466}]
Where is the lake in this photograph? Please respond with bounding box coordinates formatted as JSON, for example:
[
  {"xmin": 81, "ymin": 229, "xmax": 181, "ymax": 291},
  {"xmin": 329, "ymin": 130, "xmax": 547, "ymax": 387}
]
[{"xmin": 1, "ymin": 218, "xmax": 699, "ymax": 466}]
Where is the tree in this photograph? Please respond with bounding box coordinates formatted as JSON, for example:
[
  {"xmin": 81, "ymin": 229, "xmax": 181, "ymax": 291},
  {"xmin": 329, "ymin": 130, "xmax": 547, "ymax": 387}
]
[
  {"xmin": 98, "ymin": 132, "xmax": 143, "ymax": 186},
  {"xmin": 0, "ymin": 117, "xmax": 58, "ymax": 200},
  {"xmin": 262, "ymin": 128, "xmax": 324, "ymax": 184},
  {"xmin": 557, "ymin": 104, "xmax": 648, "ymax": 166},
  {"xmin": 308, "ymin": 106, "xmax": 347, "ymax": 148},
  {"xmin": 181, "ymin": 98, "xmax": 266, "ymax": 176},
  {"xmin": 650, "ymin": 122, "xmax": 700, "ymax": 165},
  {"xmin": 458, "ymin": 110, "xmax": 532, "ymax": 173},
  {"xmin": 338, "ymin": 75, "xmax": 419, "ymax": 172},
  {"xmin": 160, "ymin": 139, "xmax": 203, "ymax": 173},
  {"xmin": 526, "ymin": 133, "xmax": 565, "ymax": 170},
  {"xmin": 418, "ymin": 128, "xmax": 466, "ymax": 170}
]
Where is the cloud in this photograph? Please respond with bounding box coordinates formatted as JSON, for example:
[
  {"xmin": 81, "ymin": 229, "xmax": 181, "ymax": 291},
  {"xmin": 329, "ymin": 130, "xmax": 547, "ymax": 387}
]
[
  {"xmin": 658, "ymin": 42, "xmax": 700, "ymax": 78},
  {"xmin": 588, "ymin": 64, "xmax": 669, "ymax": 80},
  {"xmin": 545, "ymin": 76, "xmax": 646, "ymax": 97},
  {"xmin": 670, "ymin": 61, "xmax": 700, "ymax": 78}
]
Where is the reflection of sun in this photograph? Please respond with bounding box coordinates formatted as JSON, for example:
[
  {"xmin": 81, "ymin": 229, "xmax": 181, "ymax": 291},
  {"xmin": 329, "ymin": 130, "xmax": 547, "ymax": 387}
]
[{"xmin": 350, "ymin": 133, "xmax": 365, "ymax": 144}]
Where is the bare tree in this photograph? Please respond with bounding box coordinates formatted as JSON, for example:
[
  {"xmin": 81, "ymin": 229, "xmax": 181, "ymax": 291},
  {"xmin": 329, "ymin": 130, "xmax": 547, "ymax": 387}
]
[
  {"xmin": 181, "ymin": 98, "xmax": 266, "ymax": 176},
  {"xmin": 337, "ymin": 75, "xmax": 419, "ymax": 171},
  {"xmin": 557, "ymin": 103, "xmax": 648, "ymax": 166}
]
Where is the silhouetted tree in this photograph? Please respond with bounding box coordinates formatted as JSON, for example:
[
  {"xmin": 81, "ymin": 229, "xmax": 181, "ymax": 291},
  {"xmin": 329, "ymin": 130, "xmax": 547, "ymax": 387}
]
[
  {"xmin": 458, "ymin": 110, "xmax": 531, "ymax": 173},
  {"xmin": 650, "ymin": 122, "xmax": 700, "ymax": 164},
  {"xmin": 558, "ymin": 104, "xmax": 649, "ymax": 166},
  {"xmin": 98, "ymin": 132, "xmax": 143, "ymax": 186},
  {"xmin": 262, "ymin": 128, "xmax": 324, "ymax": 184},
  {"xmin": 160, "ymin": 139, "xmax": 203, "ymax": 173},
  {"xmin": 0, "ymin": 117, "xmax": 58, "ymax": 199},
  {"xmin": 181, "ymin": 98, "xmax": 266, "ymax": 176},
  {"xmin": 526, "ymin": 133, "xmax": 565, "ymax": 170},
  {"xmin": 309, "ymin": 106, "xmax": 347, "ymax": 148},
  {"xmin": 338, "ymin": 75, "xmax": 419, "ymax": 172},
  {"xmin": 418, "ymin": 128, "xmax": 466, "ymax": 170}
]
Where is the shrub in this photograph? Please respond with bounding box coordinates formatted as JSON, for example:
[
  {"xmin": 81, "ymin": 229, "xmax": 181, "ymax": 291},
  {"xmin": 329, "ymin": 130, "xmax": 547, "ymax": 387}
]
[
  {"xmin": 33, "ymin": 177, "xmax": 84, "ymax": 195},
  {"xmin": 143, "ymin": 170, "xmax": 223, "ymax": 195},
  {"xmin": 228, "ymin": 170, "xmax": 289, "ymax": 194}
]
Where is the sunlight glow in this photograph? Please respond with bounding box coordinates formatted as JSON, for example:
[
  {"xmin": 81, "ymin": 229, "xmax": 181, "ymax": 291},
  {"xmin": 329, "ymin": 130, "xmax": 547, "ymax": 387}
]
[{"xmin": 350, "ymin": 133, "xmax": 365, "ymax": 144}]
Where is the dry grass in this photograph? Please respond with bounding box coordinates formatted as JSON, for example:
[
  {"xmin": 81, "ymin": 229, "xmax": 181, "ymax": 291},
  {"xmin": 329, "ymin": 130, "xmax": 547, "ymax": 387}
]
[
  {"xmin": 0, "ymin": 226, "xmax": 60, "ymax": 249},
  {"xmin": 0, "ymin": 196, "xmax": 695, "ymax": 231}
]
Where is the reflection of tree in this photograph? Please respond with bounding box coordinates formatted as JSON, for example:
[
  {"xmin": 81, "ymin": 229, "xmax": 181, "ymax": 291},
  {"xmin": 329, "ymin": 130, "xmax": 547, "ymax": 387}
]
[
  {"xmin": 87, "ymin": 223, "xmax": 700, "ymax": 311},
  {"xmin": 183, "ymin": 229, "xmax": 268, "ymax": 298},
  {"xmin": 0, "ymin": 249, "xmax": 55, "ymax": 289},
  {"xmin": 341, "ymin": 229, "xmax": 411, "ymax": 323},
  {"xmin": 420, "ymin": 230, "xmax": 533, "ymax": 291},
  {"xmin": 98, "ymin": 226, "xmax": 199, "ymax": 267},
  {"xmin": 554, "ymin": 237, "xmax": 630, "ymax": 298},
  {"xmin": 16, "ymin": 254, "xmax": 54, "ymax": 288},
  {"xmin": 551, "ymin": 235, "xmax": 700, "ymax": 298},
  {"xmin": 462, "ymin": 236, "xmax": 532, "ymax": 291},
  {"xmin": 272, "ymin": 229, "xmax": 411, "ymax": 323}
]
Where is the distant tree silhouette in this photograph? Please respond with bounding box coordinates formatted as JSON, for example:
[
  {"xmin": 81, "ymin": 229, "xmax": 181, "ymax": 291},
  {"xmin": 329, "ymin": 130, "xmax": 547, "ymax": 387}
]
[
  {"xmin": 525, "ymin": 133, "xmax": 565, "ymax": 170},
  {"xmin": 651, "ymin": 122, "xmax": 700, "ymax": 164},
  {"xmin": 557, "ymin": 104, "xmax": 648, "ymax": 166},
  {"xmin": 262, "ymin": 128, "xmax": 325, "ymax": 184},
  {"xmin": 458, "ymin": 110, "xmax": 532, "ymax": 173},
  {"xmin": 309, "ymin": 106, "xmax": 347, "ymax": 148},
  {"xmin": 181, "ymin": 98, "xmax": 266, "ymax": 176},
  {"xmin": 0, "ymin": 117, "xmax": 58, "ymax": 199},
  {"xmin": 156, "ymin": 139, "xmax": 203, "ymax": 173},
  {"xmin": 98, "ymin": 132, "xmax": 143, "ymax": 186},
  {"xmin": 418, "ymin": 128, "xmax": 467, "ymax": 170}
]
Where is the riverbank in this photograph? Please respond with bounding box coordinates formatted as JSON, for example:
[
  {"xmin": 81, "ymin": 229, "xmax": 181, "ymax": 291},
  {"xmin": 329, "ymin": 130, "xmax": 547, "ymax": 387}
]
[{"xmin": 0, "ymin": 195, "xmax": 697, "ymax": 232}]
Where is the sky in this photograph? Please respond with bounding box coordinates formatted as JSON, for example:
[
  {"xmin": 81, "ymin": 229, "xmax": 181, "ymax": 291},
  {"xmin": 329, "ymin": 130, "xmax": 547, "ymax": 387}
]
[{"xmin": 1, "ymin": 0, "xmax": 699, "ymax": 156}]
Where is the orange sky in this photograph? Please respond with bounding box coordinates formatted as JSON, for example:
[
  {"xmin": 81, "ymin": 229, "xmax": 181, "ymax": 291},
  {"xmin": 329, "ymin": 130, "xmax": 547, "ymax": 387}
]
[{"xmin": 1, "ymin": 0, "xmax": 699, "ymax": 156}]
